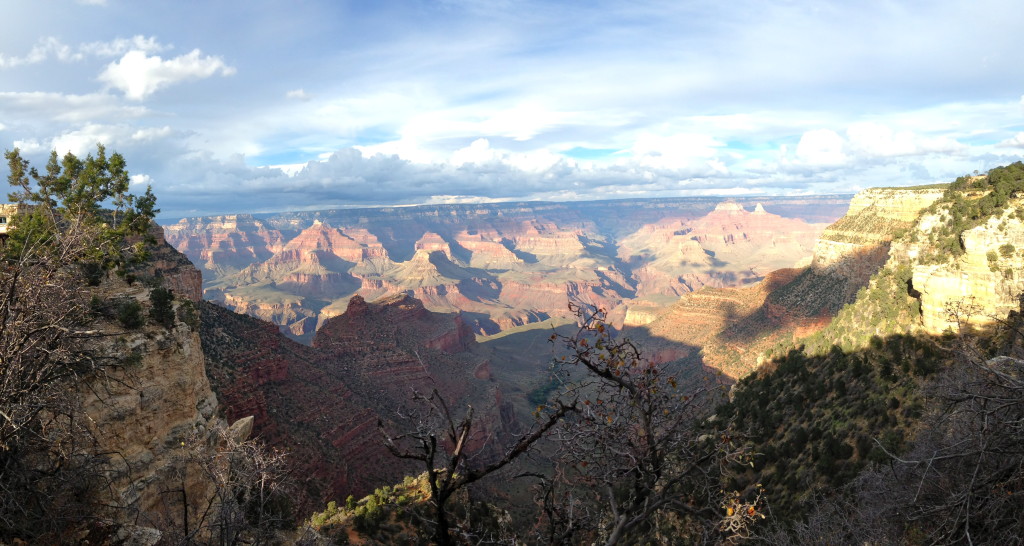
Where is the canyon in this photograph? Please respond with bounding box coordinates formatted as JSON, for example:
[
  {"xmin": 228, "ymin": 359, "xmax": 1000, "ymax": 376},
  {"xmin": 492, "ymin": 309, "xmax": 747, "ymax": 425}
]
[
  {"xmin": 26, "ymin": 176, "xmax": 1024, "ymax": 540},
  {"xmin": 163, "ymin": 196, "xmax": 849, "ymax": 342}
]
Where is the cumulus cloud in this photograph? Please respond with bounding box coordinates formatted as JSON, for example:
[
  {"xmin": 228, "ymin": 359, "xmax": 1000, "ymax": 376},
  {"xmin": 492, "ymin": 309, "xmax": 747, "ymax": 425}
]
[
  {"xmin": 12, "ymin": 123, "xmax": 183, "ymax": 158},
  {"xmin": 130, "ymin": 173, "xmax": 152, "ymax": 186},
  {"xmin": 100, "ymin": 49, "xmax": 236, "ymax": 100},
  {"xmin": 286, "ymin": 89, "xmax": 311, "ymax": 101},
  {"xmin": 998, "ymin": 133, "xmax": 1024, "ymax": 149},
  {"xmin": 846, "ymin": 122, "xmax": 963, "ymax": 158},
  {"xmin": 793, "ymin": 123, "xmax": 967, "ymax": 167},
  {"xmin": 449, "ymin": 138, "xmax": 566, "ymax": 172},
  {"xmin": 795, "ymin": 129, "xmax": 847, "ymax": 166},
  {"xmin": 0, "ymin": 91, "xmax": 150, "ymax": 123},
  {"xmin": 626, "ymin": 133, "xmax": 727, "ymax": 172},
  {"xmin": 131, "ymin": 126, "xmax": 173, "ymax": 141},
  {"xmin": 80, "ymin": 35, "xmax": 168, "ymax": 57},
  {"xmin": 151, "ymin": 144, "xmax": 778, "ymax": 218},
  {"xmin": 49, "ymin": 124, "xmax": 121, "ymax": 156}
]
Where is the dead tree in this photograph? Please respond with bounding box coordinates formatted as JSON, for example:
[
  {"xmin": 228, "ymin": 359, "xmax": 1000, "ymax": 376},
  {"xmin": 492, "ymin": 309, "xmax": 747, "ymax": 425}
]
[
  {"xmin": 169, "ymin": 422, "xmax": 293, "ymax": 546},
  {"xmin": 379, "ymin": 388, "xmax": 574, "ymax": 546},
  {"xmin": 545, "ymin": 303, "xmax": 761, "ymax": 545}
]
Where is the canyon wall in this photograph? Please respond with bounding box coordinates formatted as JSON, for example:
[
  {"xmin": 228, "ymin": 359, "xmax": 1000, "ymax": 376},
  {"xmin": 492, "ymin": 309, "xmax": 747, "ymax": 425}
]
[
  {"xmin": 633, "ymin": 187, "xmax": 951, "ymax": 377},
  {"xmin": 812, "ymin": 188, "xmax": 944, "ymax": 274},
  {"xmin": 79, "ymin": 231, "xmax": 224, "ymax": 540},
  {"xmin": 201, "ymin": 290, "xmax": 510, "ymax": 508}
]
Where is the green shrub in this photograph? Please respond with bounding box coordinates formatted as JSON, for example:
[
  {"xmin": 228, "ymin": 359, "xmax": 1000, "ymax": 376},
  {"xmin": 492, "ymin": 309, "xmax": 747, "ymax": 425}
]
[
  {"xmin": 149, "ymin": 287, "xmax": 174, "ymax": 328},
  {"xmin": 79, "ymin": 261, "xmax": 104, "ymax": 286},
  {"xmin": 116, "ymin": 299, "xmax": 144, "ymax": 329},
  {"xmin": 176, "ymin": 299, "xmax": 200, "ymax": 330}
]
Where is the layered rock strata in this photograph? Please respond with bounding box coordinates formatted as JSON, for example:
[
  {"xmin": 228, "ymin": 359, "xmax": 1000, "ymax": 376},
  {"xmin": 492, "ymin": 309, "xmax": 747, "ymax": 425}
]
[{"xmin": 165, "ymin": 197, "xmax": 848, "ymax": 341}]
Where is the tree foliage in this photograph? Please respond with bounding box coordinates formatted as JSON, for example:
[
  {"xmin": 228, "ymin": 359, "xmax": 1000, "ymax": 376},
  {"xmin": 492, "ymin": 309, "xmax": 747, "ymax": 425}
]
[
  {"xmin": 3, "ymin": 145, "xmax": 157, "ymax": 271},
  {"xmin": 0, "ymin": 145, "xmax": 160, "ymax": 541}
]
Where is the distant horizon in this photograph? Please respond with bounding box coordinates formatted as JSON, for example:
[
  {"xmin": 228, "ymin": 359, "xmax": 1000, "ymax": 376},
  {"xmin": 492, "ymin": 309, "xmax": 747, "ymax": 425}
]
[{"xmin": 155, "ymin": 191, "xmax": 856, "ymax": 223}]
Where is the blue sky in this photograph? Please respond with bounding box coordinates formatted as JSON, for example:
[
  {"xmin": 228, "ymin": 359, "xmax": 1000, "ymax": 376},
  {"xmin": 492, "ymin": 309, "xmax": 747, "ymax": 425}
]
[{"xmin": 2, "ymin": 0, "xmax": 1023, "ymax": 218}]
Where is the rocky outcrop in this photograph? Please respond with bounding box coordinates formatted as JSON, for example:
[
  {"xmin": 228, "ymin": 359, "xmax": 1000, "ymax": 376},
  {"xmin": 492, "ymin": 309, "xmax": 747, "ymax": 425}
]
[
  {"xmin": 199, "ymin": 300, "xmax": 404, "ymax": 510},
  {"xmin": 804, "ymin": 188, "xmax": 945, "ymax": 315},
  {"xmin": 202, "ymin": 290, "xmax": 511, "ymax": 507},
  {"xmin": 844, "ymin": 188, "xmax": 947, "ymax": 222},
  {"xmin": 142, "ymin": 224, "xmax": 204, "ymax": 301},
  {"xmin": 79, "ymin": 239, "xmax": 221, "ymax": 536},
  {"xmin": 911, "ymin": 204, "xmax": 1024, "ymax": 334},
  {"xmin": 812, "ymin": 188, "xmax": 943, "ymax": 273}
]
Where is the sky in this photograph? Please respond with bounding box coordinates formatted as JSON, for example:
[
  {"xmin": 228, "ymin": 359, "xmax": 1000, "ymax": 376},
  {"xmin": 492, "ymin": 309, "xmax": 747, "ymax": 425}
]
[{"xmin": 1, "ymin": 0, "xmax": 1023, "ymax": 219}]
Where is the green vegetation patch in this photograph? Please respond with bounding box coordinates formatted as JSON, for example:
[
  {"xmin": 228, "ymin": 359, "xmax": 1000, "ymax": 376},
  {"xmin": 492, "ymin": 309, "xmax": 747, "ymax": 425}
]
[{"xmin": 917, "ymin": 161, "xmax": 1024, "ymax": 263}]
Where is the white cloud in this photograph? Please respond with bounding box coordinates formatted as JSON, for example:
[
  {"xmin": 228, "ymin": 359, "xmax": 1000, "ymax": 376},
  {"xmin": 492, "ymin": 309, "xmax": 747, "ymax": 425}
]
[
  {"xmin": 130, "ymin": 173, "xmax": 152, "ymax": 186},
  {"xmin": 80, "ymin": 35, "xmax": 169, "ymax": 57},
  {"xmin": 264, "ymin": 163, "xmax": 306, "ymax": 176},
  {"xmin": 846, "ymin": 123, "xmax": 916, "ymax": 157},
  {"xmin": 131, "ymin": 126, "xmax": 173, "ymax": 141},
  {"xmin": 450, "ymin": 138, "xmax": 566, "ymax": 172},
  {"xmin": 792, "ymin": 124, "xmax": 966, "ymax": 167},
  {"xmin": 998, "ymin": 133, "xmax": 1024, "ymax": 149},
  {"xmin": 0, "ymin": 37, "xmax": 80, "ymax": 67},
  {"xmin": 286, "ymin": 89, "xmax": 311, "ymax": 101},
  {"xmin": 11, "ymin": 123, "xmax": 181, "ymax": 158},
  {"xmin": 99, "ymin": 49, "xmax": 236, "ymax": 100},
  {"xmin": 76, "ymin": 0, "xmax": 108, "ymax": 5},
  {"xmin": 50, "ymin": 124, "xmax": 119, "ymax": 156},
  {"xmin": 0, "ymin": 35, "xmax": 168, "ymax": 68},
  {"xmin": 450, "ymin": 138, "xmax": 495, "ymax": 165},
  {"xmin": 796, "ymin": 129, "xmax": 847, "ymax": 166},
  {"xmin": 0, "ymin": 91, "xmax": 150, "ymax": 124},
  {"xmin": 355, "ymin": 139, "xmax": 439, "ymax": 164},
  {"xmin": 626, "ymin": 133, "xmax": 726, "ymax": 171},
  {"xmin": 846, "ymin": 122, "xmax": 964, "ymax": 158},
  {"xmin": 11, "ymin": 139, "xmax": 48, "ymax": 154}
]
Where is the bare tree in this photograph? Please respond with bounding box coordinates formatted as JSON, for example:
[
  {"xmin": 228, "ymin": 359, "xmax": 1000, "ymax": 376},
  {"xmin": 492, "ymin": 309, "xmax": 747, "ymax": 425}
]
[
  {"xmin": 545, "ymin": 303, "xmax": 762, "ymax": 545},
  {"xmin": 867, "ymin": 351, "xmax": 1024, "ymax": 545},
  {"xmin": 167, "ymin": 421, "xmax": 294, "ymax": 546},
  {"xmin": 379, "ymin": 388, "xmax": 575, "ymax": 546}
]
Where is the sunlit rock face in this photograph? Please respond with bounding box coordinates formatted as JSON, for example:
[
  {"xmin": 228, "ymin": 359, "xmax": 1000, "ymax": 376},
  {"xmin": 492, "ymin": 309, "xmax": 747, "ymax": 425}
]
[
  {"xmin": 163, "ymin": 197, "xmax": 848, "ymax": 341},
  {"xmin": 811, "ymin": 188, "xmax": 944, "ymax": 280},
  {"xmin": 910, "ymin": 204, "xmax": 1024, "ymax": 334},
  {"xmin": 626, "ymin": 188, "xmax": 948, "ymax": 378}
]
